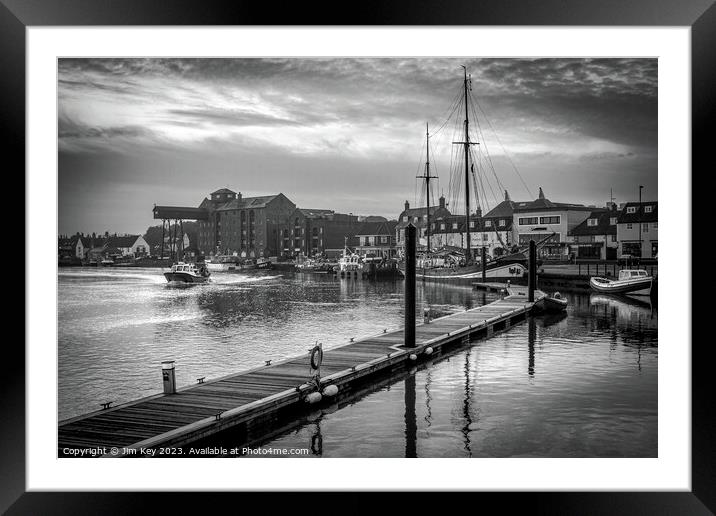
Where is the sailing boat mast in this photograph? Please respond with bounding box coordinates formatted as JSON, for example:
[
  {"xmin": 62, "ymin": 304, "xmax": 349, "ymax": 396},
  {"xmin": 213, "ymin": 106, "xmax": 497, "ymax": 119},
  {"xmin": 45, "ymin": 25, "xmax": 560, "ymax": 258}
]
[
  {"xmin": 453, "ymin": 66, "xmax": 477, "ymax": 262},
  {"xmin": 417, "ymin": 123, "xmax": 433, "ymax": 255}
]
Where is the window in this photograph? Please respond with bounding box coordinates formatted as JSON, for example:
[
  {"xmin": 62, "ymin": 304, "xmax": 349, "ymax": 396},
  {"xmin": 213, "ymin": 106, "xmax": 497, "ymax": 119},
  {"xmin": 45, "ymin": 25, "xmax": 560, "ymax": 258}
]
[
  {"xmin": 626, "ymin": 223, "xmax": 633, "ymax": 230},
  {"xmin": 611, "ymin": 234, "xmax": 617, "ymax": 242},
  {"xmin": 381, "ymin": 236, "xmax": 388, "ymax": 244},
  {"xmin": 589, "ymin": 235, "xmax": 596, "ymax": 242},
  {"xmin": 643, "ymin": 223, "xmax": 649, "ymax": 232},
  {"xmin": 483, "ymin": 233, "xmax": 488, "ymax": 241},
  {"xmin": 540, "ymin": 216, "xmax": 560, "ymax": 224},
  {"xmin": 519, "ymin": 217, "xmax": 539, "ymax": 225},
  {"xmin": 403, "ymin": 216, "xmax": 408, "ymax": 222},
  {"xmin": 610, "ymin": 217, "xmax": 617, "ymax": 225},
  {"xmin": 452, "ymin": 222, "xmax": 458, "ymax": 229},
  {"xmin": 644, "ymin": 205, "xmax": 653, "ymax": 213},
  {"xmin": 470, "ymin": 221, "xmax": 475, "ymax": 228},
  {"xmin": 627, "ymin": 207, "xmax": 636, "ymax": 214},
  {"xmin": 440, "ymin": 223, "xmax": 445, "ymax": 230},
  {"xmin": 485, "ymin": 220, "xmax": 492, "ymax": 227},
  {"xmin": 499, "ymin": 219, "xmax": 505, "ymax": 227},
  {"xmin": 587, "ymin": 218, "xmax": 598, "ymax": 227}
]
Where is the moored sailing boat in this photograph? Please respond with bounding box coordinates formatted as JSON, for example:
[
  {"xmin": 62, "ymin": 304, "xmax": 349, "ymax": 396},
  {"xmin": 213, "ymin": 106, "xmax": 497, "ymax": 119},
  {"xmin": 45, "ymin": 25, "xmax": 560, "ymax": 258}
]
[{"xmin": 400, "ymin": 67, "xmax": 529, "ymax": 282}]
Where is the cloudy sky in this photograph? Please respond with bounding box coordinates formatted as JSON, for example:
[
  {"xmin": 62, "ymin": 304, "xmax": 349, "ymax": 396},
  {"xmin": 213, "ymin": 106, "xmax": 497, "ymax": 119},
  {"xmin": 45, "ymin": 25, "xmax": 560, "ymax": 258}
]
[{"xmin": 58, "ymin": 58, "xmax": 657, "ymax": 235}]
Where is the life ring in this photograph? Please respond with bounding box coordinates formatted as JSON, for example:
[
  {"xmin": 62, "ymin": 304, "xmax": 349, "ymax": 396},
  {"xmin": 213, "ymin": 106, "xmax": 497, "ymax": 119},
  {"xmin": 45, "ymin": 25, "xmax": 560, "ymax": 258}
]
[{"xmin": 310, "ymin": 345, "xmax": 323, "ymax": 370}]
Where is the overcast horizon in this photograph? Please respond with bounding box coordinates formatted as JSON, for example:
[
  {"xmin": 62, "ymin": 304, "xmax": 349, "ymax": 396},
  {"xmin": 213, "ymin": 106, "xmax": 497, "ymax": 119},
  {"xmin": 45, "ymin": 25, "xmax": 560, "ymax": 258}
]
[{"xmin": 58, "ymin": 57, "xmax": 657, "ymax": 236}]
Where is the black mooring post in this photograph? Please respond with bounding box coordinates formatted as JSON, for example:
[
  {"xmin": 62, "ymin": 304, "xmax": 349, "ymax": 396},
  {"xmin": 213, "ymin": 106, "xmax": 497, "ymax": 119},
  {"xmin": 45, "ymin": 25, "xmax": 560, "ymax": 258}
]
[
  {"xmin": 481, "ymin": 246, "xmax": 486, "ymax": 282},
  {"xmin": 405, "ymin": 223, "xmax": 416, "ymax": 348},
  {"xmin": 528, "ymin": 240, "xmax": 536, "ymax": 302}
]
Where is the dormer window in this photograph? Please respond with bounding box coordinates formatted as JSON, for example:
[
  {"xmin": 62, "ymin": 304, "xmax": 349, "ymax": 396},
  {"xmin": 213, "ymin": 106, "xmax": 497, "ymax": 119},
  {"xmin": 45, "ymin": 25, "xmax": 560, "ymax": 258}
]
[
  {"xmin": 610, "ymin": 217, "xmax": 617, "ymax": 225},
  {"xmin": 587, "ymin": 218, "xmax": 598, "ymax": 226},
  {"xmin": 644, "ymin": 205, "xmax": 653, "ymax": 213},
  {"xmin": 499, "ymin": 219, "xmax": 505, "ymax": 227},
  {"xmin": 626, "ymin": 207, "xmax": 636, "ymax": 214},
  {"xmin": 485, "ymin": 220, "xmax": 492, "ymax": 227}
]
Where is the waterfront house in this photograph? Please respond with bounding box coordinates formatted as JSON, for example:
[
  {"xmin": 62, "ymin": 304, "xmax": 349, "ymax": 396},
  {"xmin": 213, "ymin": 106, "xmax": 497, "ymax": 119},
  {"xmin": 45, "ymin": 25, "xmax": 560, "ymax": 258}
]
[
  {"xmin": 480, "ymin": 190, "xmax": 517, "ymax": 257},
  {"xmin": 512, "ymin": 187, "xmax": 593, "ymax": 259},
  {"xmin": 428, "ymin": 213, "xmax": 482, "ymax": 252},
  {"xmin": 105, "ymin": 234, "xmax": 151, "ymax": 257},
  {"xmin": 568, "ymin": 205, "xmax": 619, "ymax": 260},
  {"xmin": 395, "ymin": 196, "xmax": 452, "ymax": 251},
  {"xmin": 354, "ymin": 220, "xmax": 398, "ymax": 258},
  {"xmin": 616, "ymin": 201, "xmax": 658, "ymax": 258}
]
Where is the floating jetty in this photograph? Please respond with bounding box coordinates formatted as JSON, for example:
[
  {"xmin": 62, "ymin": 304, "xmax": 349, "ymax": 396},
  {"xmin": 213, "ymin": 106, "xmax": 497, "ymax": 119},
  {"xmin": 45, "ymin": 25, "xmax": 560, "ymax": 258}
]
[{"xmin": 58, "ymin": 288, "xmax": 545, "ymax": 456}]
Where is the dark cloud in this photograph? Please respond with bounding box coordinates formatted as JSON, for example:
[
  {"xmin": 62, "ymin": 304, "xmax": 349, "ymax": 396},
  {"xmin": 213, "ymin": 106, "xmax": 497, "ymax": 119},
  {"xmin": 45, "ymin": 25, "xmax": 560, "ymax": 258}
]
[{"xmin": 57, "ymin": 57, "xmax": 657, "ymax": 235}]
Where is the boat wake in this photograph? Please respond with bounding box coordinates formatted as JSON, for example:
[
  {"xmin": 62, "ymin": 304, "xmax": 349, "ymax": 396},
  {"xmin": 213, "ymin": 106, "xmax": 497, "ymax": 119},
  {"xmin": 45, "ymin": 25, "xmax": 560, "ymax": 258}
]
[
  {"xmin": 59, "ymin": 270, "xmax": 166, "ymax": 284},
  {"xmin": 210, "ymin": 274, "xmax": 283, "ymax": 285}
]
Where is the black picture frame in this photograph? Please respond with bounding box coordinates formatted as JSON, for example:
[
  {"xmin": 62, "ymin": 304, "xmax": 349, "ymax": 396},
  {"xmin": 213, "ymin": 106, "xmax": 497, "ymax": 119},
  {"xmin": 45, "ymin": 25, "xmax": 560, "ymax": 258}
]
[{"xmin": 7, "ymin": 0, "xmax": 712, "ymax": 513}]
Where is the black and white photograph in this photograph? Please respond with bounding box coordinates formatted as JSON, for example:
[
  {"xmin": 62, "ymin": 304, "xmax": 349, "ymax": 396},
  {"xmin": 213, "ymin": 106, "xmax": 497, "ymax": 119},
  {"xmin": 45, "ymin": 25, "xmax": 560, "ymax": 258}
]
[{"xmin": 56, "ymin": 56, "xmax": 660, "ymax": 459}]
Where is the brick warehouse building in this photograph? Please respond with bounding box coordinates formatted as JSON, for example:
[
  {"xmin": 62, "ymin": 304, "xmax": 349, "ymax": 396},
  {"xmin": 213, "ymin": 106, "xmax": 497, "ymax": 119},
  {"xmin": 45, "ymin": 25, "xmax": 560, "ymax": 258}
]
[
  {"xmin": 195, "ymin": 188, "xmax": 296, "ymax": 259},
  {"xmin": 282, "ymin": 208, "xmax": 360, "ymax": 259}
]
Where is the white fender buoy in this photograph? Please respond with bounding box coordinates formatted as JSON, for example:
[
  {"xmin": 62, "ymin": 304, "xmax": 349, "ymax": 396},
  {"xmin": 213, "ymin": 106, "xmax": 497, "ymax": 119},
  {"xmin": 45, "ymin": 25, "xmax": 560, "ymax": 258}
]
[
  {"xmin": 424, "ymin": 347, "xmax": 434, "ymax": 355},
  {"xmin": 305, "ymin": 392, "xmax": 322, "ymax": 404},
  {"xmin": 322, "ymin": 384, "xmax": 339, "ymax": 397},
  {"xmin": 409, "ymin": 354, "xmax": 418, "ymax": 361}
]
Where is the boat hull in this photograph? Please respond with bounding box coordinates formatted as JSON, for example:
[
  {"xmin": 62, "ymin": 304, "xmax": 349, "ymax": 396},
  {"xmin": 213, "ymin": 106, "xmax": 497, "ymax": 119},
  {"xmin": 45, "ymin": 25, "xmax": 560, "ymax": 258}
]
[
  {"xmin": 589, "ymin": 276, "xmax": 652, "ymax": 296},
  {"xmin": 537, "ymin": 296, "xmax": 568, "ymax": 313},
  {"xmin": 412, "ymin": 262, "xmax": 527, "ymax": 282},
  {"xmin": 164, "ymin": 272, "xmax": 209, "ymax": 283}
]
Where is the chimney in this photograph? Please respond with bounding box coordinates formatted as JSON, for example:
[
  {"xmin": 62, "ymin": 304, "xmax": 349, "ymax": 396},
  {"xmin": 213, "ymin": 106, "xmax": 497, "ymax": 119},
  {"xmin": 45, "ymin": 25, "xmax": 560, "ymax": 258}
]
[
  {"xmin": 475, "ymin": 206, "xmax": 482, "ymax": 218},
  {"xmin": 504, "ymin": 190, "xmax": 511, "ymax": 202},
  {"xmin": 404, "ymin": 200, "xmax": 410, "ymax": 211},
  {"xmin": 439, "ymin": 195, "xmax": 445, "ymax": 209},
  {"xmin": 236, "ymin": 191, "xmax": 242, "ymax": 201},
  {"xmin": 538, "ymin": 187, "xmax": 545, "ymax": 200}
]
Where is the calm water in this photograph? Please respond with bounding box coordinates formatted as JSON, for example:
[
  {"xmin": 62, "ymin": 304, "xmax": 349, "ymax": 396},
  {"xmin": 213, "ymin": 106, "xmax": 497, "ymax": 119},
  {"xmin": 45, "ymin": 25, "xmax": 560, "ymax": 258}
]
[{"xmin": 58, "ymin": 267, "xmax": 657, "ymax": 457}]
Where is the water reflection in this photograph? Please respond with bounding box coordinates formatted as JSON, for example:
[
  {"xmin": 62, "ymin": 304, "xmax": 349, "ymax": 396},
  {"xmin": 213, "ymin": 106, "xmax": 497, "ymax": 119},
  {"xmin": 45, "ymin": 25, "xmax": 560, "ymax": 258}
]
[
  {"xmin": 404, "ymin": 372, "xmax": 417, "ymax": 458},
  {"xmin": 528, "ymin": 317, "xmax": 536, "ymax": 377},
  {"xmin": 225, "ymin": 290, "xmax": 657, "ymax": 458},
  {"xmin": 461, "ymin": 349, "xmax": 474, "ymax": 456}
]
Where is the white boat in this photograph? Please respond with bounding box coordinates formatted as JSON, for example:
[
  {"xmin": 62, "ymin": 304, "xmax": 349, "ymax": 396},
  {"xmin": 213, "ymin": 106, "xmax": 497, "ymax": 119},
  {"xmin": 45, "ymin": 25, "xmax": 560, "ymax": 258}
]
[
  {"xmin": 164, "ymin": 262, "xmax": 211, "ymax": 283},
  {"xmin": 255, "ymin": 257, "xmax": 272, "ymax": 270},
  {"xmin": 589, "ymin": 269, "xmax": 652, "ymax": 296},
  {"xmin": 205, "ymin": 255, "xmax": 240, "ymax": 272},
  {"xmin": 338, "ymin": 239, "xmax": 363, "ymax": 274}
]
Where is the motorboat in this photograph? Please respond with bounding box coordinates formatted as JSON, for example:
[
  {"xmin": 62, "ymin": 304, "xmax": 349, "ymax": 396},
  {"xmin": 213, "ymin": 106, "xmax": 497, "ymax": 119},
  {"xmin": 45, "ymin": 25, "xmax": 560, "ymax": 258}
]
[
  {"xmin": 589, "ymin": 269, "xmax": 652, "ymax": 296},
  {"xmin": 164, "ymin": 262, "xmax": 211, "ymax": 283}
]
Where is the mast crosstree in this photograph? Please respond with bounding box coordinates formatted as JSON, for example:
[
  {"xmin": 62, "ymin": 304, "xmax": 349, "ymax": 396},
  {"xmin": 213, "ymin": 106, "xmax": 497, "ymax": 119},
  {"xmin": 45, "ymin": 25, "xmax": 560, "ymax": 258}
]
[
  {"xmin": 452, "ymin": 66, "xmax": 478, "ymax": 262},
  {"xmin": 416, "ymin": 123, "xmax": 434, "ymax": 255}
]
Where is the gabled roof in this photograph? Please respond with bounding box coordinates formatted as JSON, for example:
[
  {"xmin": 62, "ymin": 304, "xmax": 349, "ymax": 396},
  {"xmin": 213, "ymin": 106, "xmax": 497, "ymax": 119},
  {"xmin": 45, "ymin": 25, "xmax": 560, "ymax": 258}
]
[
  {"xmin": 297, "ymin": 208, "xmax": 335, "ymax": 219},
  {"xmin": 355, "ymin": 220, "xmax": 397, "ymax": 236},
  {"xmin": 106, "ymin": 235, "xmax": 142, "ymax": 248},
  {"xmin": 211, "ymin": 188, "xmax": 236, "ymax": 195},
  {"xmin": 217, "ymin": 194, "xmax": 280, "ymax": 211},
  {"xmin": 569, "ymin": 210, "xmax": 617, "ymax": 236},
  {"xmin": 512, "ymin": 186, "xmax": 591, "ymax": 213},
  {"xmin": 484, "ymin": 199, "xmax": 516, "ymax": 218},
  {"xmin": 616, "ymin": 202, "xmax": 658, "ymax": 223}
]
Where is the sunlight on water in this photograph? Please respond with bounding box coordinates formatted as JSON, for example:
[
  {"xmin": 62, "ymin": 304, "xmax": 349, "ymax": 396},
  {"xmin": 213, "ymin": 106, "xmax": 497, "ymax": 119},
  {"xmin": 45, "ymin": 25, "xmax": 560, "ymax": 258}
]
[{"xmin": 58, "ymin": 267, "xmax": 656, "ymax": 457}]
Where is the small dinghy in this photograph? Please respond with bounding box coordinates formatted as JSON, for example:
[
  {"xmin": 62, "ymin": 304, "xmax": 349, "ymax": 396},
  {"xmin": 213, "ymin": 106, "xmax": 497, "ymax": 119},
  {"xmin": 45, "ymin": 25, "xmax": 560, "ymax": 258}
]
[{"xmin": 536, "ymin": 291, "xmax": 568, "ymax": 313}]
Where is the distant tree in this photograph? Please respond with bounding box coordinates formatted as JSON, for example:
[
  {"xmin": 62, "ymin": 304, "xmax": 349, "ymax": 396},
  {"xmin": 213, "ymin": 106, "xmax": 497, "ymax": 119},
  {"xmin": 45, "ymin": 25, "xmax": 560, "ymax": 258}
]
[{"xmin": 144, "ymin": 221, "xmax": 199, "ymax": 251}]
